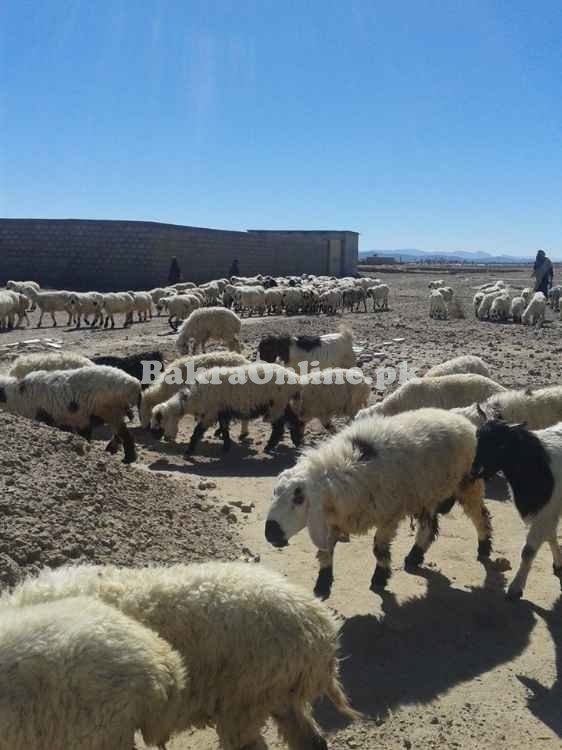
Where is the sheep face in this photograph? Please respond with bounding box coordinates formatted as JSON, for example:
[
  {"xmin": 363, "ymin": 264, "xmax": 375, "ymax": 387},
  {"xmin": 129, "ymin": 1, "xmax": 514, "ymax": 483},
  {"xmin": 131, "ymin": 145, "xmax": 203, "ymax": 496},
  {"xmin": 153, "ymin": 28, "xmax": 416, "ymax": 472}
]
[
  {"xmin": 266, "ymin": 470, "xmax": 310, "ymax": 548},
  {"xmin": 471, "ymin": 419, "xmax": 516, "ymax": 480},
  {"xmin": 150, "ymin": 392, "xmax": 187, "ymax": 442},
  {"xmin": 258, "ymin": 335, "xmax": 290, "ymax": 364}
]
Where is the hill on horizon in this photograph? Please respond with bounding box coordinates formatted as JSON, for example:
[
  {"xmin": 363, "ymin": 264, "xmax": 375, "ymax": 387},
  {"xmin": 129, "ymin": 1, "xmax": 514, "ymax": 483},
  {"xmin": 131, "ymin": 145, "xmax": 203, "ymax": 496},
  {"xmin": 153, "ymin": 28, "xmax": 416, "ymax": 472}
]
[{"xmin": 359, "ymin": 248, "xmax": 545, "ymax": 264}]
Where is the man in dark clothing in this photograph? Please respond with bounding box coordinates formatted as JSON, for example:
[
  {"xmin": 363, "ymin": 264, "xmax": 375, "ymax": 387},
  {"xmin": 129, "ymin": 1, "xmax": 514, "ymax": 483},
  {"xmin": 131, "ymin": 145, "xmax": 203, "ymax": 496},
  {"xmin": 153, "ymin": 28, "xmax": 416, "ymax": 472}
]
[
  {"xmin": 168, "ymin": 256, "xmax": 181, "ymax": 285},
  {"xmin": 228, "ymin": 259, "xmax": 240, "ymax": 278},
  {"xmin": 532, "ymin": 249, "xmax": 554, "ymax": 296}
]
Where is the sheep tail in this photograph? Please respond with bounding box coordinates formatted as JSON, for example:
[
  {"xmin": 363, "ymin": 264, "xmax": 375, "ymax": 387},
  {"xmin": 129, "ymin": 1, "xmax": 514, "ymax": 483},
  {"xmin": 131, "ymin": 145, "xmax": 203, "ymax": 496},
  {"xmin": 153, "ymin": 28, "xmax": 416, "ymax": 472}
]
[{"xmin": 325, "ymin": 670, "xmax": 362, "ymax": 721}]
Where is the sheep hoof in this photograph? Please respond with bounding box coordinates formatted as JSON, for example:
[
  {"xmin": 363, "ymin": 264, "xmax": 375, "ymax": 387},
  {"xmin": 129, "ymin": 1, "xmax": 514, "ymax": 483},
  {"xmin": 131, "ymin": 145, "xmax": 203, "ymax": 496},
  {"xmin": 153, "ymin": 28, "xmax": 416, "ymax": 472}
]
[
  {"xmin": 404, "ymin": 545, "xmax": 424, "ymax": 570},
  {"xmin": 123, "ymin": 452, "xmax": 137, "ymax": 464},
  {"xmin": 370, "ymin": 566, "xmax": 390, "ymax": 590},
  {"xmin": 222, "ymin": 439, "xmax": 233, "ymax": 452},
  {"xmin": 105, "ymin": 442, "xmax": 119, "ymax": 455},
  {"xmin": 506, "ymin": 586, "xmax": 523, "ymax": 601},
  {"xmin": 313, "ymin": 567, "xmax": 333, "ymax": 600},
  {"xmin": 239, "ymin": 432, "xmax": 250, "ymax": 443},
  {"xmin": 477, "ymin": 538, "xmax": 492, "ymax": 560}
]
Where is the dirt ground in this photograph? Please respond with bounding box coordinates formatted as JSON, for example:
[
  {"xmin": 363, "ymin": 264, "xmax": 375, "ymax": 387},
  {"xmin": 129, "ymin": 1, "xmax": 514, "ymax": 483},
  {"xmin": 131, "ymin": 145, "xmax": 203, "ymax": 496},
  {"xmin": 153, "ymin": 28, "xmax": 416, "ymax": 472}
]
[{"xmin": 1, "ymin": 268, "xmax": 562, "ymax": 750}]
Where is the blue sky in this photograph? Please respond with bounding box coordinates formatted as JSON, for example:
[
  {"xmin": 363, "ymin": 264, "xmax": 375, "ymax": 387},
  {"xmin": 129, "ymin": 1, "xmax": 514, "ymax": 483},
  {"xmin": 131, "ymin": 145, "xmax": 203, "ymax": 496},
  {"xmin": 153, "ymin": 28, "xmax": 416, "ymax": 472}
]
[{"xmin": 1, "ymin": 1, "xmax": 561, "ymax": 258}]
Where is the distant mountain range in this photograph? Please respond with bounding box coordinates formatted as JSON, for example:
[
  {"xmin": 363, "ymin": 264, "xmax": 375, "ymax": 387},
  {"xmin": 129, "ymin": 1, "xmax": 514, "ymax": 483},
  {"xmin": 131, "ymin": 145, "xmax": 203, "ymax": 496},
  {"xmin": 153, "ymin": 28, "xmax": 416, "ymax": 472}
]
[{"xmin": 359, "ymin": 248, "xmax": 539, "ymax": 264}]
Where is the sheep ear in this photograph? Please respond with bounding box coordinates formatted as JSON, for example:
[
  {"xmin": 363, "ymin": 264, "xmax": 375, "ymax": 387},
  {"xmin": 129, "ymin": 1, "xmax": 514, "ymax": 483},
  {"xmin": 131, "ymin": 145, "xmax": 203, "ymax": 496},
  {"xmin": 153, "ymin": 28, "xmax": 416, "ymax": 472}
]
[{"xmin": 307, "ymin": 501, "xmax": 331, "ymax": 551}]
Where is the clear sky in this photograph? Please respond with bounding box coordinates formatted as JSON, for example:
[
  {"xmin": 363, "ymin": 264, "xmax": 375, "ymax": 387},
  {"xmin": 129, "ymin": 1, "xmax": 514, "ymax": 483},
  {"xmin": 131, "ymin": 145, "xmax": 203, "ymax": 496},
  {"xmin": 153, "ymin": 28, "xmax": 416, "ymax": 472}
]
[{"xmin": 1, "ymin": 1, "xmax": 560, "ymax": 258}]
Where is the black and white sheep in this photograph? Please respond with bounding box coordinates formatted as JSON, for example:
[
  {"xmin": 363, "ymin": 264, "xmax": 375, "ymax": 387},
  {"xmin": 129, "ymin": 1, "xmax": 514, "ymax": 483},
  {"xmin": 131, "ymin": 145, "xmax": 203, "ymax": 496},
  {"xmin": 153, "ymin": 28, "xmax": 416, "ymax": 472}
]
[
  {"xmin": 0, "ymin": 365, "xmax": 141, "ymax": 462},
  {"xmin": 2, "ymin": 562, "xmax": 358, "ymax": 750},
  {"xmin": 471, "ymin": 419, "xmax": 562, "ymax": 600},
  {"xmin": 258, "ymin": 328, "xmax": 356, "ymax": 372},
  {"xmin": 0, "ymin": 596, "xmax": 185, "ymax": 750},
  {"xmin": 91, "ymin": 350, "xmax": 164, "ymax": 389},
  {"xmin": 266, "ymin": 408, "xmax": 491, "ymax": 599}
]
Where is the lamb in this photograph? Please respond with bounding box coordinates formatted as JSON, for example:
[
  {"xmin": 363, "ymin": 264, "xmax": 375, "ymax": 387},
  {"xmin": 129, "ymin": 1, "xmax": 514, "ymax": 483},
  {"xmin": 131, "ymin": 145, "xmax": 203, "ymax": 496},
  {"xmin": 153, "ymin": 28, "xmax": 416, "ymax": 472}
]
[
  {"xmin": 472, "ymin": 291, "xmax": 485, "ymax": 316},
  {"xmin": 521, "ymin": 292, "xmax": 546, "ymax": 326},
  {"xmin": 424, "ymin": 355, "xmax": 490, "ymax": 379},
  {"xmin": 9, "ymin": 352, "xmax": 94, "ymax": 379},
  {"xmin": 477, "ymin": 290, "xmax": 504, "ymax": 320},
  {"xmin": 342, "ymin": 287, "xmax": 367, "ymax": 313},
  {"xmin": 175, "ymin": 307, "xmax": 242, "ymax": 355},
  {"xmin": 0, "ymin": 291, "xmax": 30, "ymax": 329},
  {"xmin": 26, "ymin": 290, "xmax": 70, "ymax": 327},
  {"xmin": 140, "ymin": 351, "xmax": 249, "ymax": 427},
  {"xmin": 319, "ymin": 290, "xmax": 342, "ymax": 315},
  {"xmin": 286, "ymin": 367, "xmax": 371, "ymax": 446},
  {"xmin": 266, "ymin": 408, "xmax": 491, "ymax": 599},
  {"xmin": 489, "ymin": 293, "xmax": 511, "ymax": 322},
  {"xmin": 367, "ymin": 283, "xmax": 389, "ymax": 311},
  {"xmin": 429, "ymin": 290, "xmax": 447, "ymax": 319},
  {"xmin": 148, "ymin": 286, "xmax": 170, "ymax": 312},
  {"xmin": 101, "ymin": 292, "xmax": 135, "ymax": 329},
  {"xmin": 283, "ymin": 287, "xmax": 305, "ymax": 315},
  {"xmin": 471, "ymin": 419, "xmax": 562, "ymax": 600},
  {"xmin": 437, "ymin": 286, "xmax": 454, "ymax": 302},
  {"xmin": 91, "ymin": 350, "xmax": 164, "ymax": 389},
  {"xmin": 128, "ymin": 291, "xmax": 153, "ymax": 322},
  {"xmin": 356, "ymin": 374, "xmax": 506, "ymax": 420},
  {"xmin": 521, "ymin": 287, "xmax": 533, "ymax": 304},
  {"xmin": 66, "ymin": 291, "xmax": 104, "ymax": 327},
  {"xmin": 510, "ymin": 296, "xmax": 526, "ymax": 323},
  {"xmin": 258, "ymin": 328, "xmax": 356, "ymax": 372},
  {"xmin": 150, "ymin": 362, "xmax": 302, "ymax": 454},
  {"xmin": 453, "ymin": 386, "xmax": 562, "ymax": 431},
  {"xmin": 264, "ymin": 287, "xmax": 285, "ymax": 315},
  {"xmin": 173, "ymin": 281, "xmax": 196, "ymax": 291},
  {"xmin": 6, "ymin": 280, "xmax": 40, "ymax": 293},
  {"xmin": 234, "ymin": 286, "xmax": 266, "ymax": 317},
  {"xmin": 1, "ymin": 562, "xmax": 358, "ymax": 750},
  {"xmin": 164, "ymin": 293, "xmax": 201, "ymax": 330},
  {"xmin": 0, "ymin": 596, "xmax": 185, "ymax": 750},
  {"xmin": 0, "ymin": 365, "xmax": 141, "ymax": 463},
  {"xmin": 428, "ymin": 280, "xmax": 445, "ymax": 289},
  {"xmin": 548, "ymin": 285, "xmax": 561, "ymax": 311}
]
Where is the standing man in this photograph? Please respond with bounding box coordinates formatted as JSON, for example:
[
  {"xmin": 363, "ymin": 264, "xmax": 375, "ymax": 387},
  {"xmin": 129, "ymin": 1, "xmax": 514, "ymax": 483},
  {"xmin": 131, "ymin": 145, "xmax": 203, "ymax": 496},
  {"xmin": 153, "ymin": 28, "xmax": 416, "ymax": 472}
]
[
  {"xmin": 228, "ymin": 259, "xmax": 240, "ymax": 278},
  {"xmin": 168, "ymin": 256, "xmax": 181, "ymax": 285},
  {"xmin": 532, "ymin": 249, "xmax": 553, "ymax": 296}
]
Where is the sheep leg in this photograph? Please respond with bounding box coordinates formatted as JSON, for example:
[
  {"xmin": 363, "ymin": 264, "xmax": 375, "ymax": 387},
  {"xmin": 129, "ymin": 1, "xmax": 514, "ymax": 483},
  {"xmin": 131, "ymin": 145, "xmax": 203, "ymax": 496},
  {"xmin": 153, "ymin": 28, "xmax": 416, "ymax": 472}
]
[
  {"xmin": 370, "ymin": 518, "xmax": 400, "ymax": 591},
  {"xmin": 272, "ymin": 706, "xmax": 327, "ymax": 750},
  {"xmin": 404, "ymin": 511, "xmax": 440, "ymax": 570},
  {"xmin": 549, "ymin": 537, "xmax": 562, "ymax": 586},
  {"xmin": 218, "ymin": 413, "xmax": 233, "ymax": 451},
  {"xmin": 507, "ymin": 507, "xmax": 555, "ymax": 600},
  {"xmin": 185, "ymin": 420, "xmax": 207, "ymax": 456},
  {"xmin": 313, "ymin": 539, "xmax": 337, "ymax": 600},
  {"xmin": 239, "ymin": 419, "xmax": 250, "ymax": 441},
  {"xmin": 264, "ymin": 416, "xmax": 286, "ymax": 453},
  {"xmin": 51, "ymin": 312, "xmax": 57, "ymax": 326},
  {"xmin": 457, "ymin": 479, "xmax": 493, "ymax": 560},
  {"xmin": 117, "ymin": 423, "xmax": 136, "ymax": 463}
]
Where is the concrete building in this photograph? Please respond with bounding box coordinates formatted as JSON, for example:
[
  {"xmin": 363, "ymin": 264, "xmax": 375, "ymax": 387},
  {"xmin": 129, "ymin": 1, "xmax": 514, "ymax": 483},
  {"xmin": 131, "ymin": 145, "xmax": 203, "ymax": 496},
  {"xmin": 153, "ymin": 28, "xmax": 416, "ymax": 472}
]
[{"xmin": 0, "ymin": 218, "xmax": 358, "ymax": 291}]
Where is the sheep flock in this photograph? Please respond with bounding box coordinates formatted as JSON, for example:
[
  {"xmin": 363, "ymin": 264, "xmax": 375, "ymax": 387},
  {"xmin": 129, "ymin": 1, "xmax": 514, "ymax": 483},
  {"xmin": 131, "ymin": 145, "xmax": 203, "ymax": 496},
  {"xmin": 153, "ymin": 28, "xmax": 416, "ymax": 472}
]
[{"xmin": 1, "ymin": 265, "xmax": 561, "ymax": 750}]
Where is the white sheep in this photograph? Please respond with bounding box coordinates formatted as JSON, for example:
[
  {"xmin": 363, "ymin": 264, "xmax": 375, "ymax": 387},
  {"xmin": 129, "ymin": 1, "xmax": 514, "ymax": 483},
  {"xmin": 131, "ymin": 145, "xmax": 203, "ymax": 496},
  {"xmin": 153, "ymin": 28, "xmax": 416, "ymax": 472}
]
[
  {"xmin": 266, "ymin": 408, "xmax": 491, "ymax": 599},
  {"xmin": 258, "ymin": 327, "xmax": 356, "ymax": 371},
  {"xmin": 140, "ymin": 351, "xmax": 249, "ymax": 428},
  {"xmin": 26, "ymin": 290, "xmax": 70, "ymax": 327},
  {"xmin": 521, "ymin": 287, "xmax": 533, "ymax": 304},
  {"xmin": 148, "ymin": 286, "xmax": 170, "ymax": 312},
  {"xmin": 355, "ymin": 374, "xmax": 506, "ymax": 420},
  {"xmin": 510, "ymin": 296, "xmax": 525, "ymax": 323},
  {"xmin": 437, "ymin": 286, "xmax": 454, "ymax": 302},
  {"xmin": 548, "ymin": 285, "xmax": 561, "ymax": 311},
  {"xmin": 429, "ymin": 290, "xmax": 447, "ymax": 319},
  {"xmin": 2, "ymin": 562, "xmax": 358, "ymax": 749},
  {"xmin": 424, "ymin": 355, "xmax": 490, "ymax": 379},
  {"xmin": 0, "ymin": 365, "xmax": 141, "ymax": 462},
  {"xmin": 367, "ymin": 283, "xmax": 389, "ymax": 312},
  {"xmin": 428, "ymin": 280, "xmax": 445, "ymax": 289},
  {"xmin": 453, "ymin": 385, "xmax": 562, "ymax": 430},
  {"xmin": 150, "ymin": 362, "xmax": 302, "ymax": 454},
  {"xmin": 173, "ymin": 281, "xmax": 196, "ymax": 291},
  {"xmin": 175, "ymin": 307, "xmax": 242, "ymax": 355},
  {"xmin": 286, "ymin": 367, "xmax": 371, "ymax": 445},
  {"xmin": 162, "ymin": 293, "xmax": 201, "ymax": 330},
  {"xmin": 66, "ymin": 291, "xmax": 104, "ymax": 327},
  {"xmin": 9, "ymin": 352, "xmax": 94, "ymax": 379},
  {"xmin": 283, "ymin": 287, "xmax": 305, "ymax": 315},
  {"xmin": 0, "ymin": 291, "xmax": 30, "ymax": 329},
  {"xmin": 128, "ymin": 291, "xmax": 153, "ymax": 322},
  {"xmin": 0, "ymin": 596, "xmax": 185, "ymax": 750},
  {"xmin": 101, "ymin": 292, "xmax": 135, "ymax": 329},
  {"xmin": 522, "ymin": 292, "xmax": 546, "ymax": 326},
  {"xmin": 489, "ymin": 293, "xmax": 511, "ymax": 322},
  {"xmin": 471, "ymin": 419, "xmax": 562, "ymax": 600},
  {"xmin": 477, "ymin": 290, "xmax": 503, "ymax": 320},
  {"xmin": 319, "ymin": 289, "xmax": 342, "ymax": 315},
  {"xmin": 234, "ymin": 286, "xmax": 266, "ymax": 317},
  {"xmin": 264, "ymin": 287, "xmax": 285, "ymax": 315},
  {"xmin": 472, "ymin": 291, "xmax": 485, "ymax": 316}
]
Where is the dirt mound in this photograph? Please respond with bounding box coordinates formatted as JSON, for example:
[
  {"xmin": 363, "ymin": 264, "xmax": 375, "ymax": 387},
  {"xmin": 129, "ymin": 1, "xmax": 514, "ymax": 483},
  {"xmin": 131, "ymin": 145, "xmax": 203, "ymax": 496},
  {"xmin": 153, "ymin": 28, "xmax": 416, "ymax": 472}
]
[{"xmin": 0, "ymin": 412, "xmax": 241, "ymax": 588}]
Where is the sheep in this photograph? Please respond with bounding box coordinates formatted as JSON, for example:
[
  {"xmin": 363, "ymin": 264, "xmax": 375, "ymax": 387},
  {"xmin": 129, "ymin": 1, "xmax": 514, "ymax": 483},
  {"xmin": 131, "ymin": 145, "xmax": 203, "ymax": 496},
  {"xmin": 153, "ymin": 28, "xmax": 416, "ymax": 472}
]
[
  {"xmin": 367, "ymin": 283, "xmax": 389, "ymax": 311},
  {"xmin": 140, "ymin": 351, "xmax": 249, "ymax": 428},
  {"xmin": 548, "ymin": 285, "xmax": 561, "ymax": 311},
  {"xmin": 424, "ymin": 355, "xmax": 490, "ymax": 379},
  {"xmin": 521, "ymin": 287, "xmax": 533, "ymax": 304},
  {"xmin": 286, "ymin": 367, "xmax": 371, "ymax": 446},
  {"xmin": 265, "ymin": 408, "xmax": 491, "ymax": 599},
  {"xmin": 234, "ymin": 286, "xmax": 266, "ymax": 317},
  {"xmin": 428, "ymin": 280, "xmax": 445, "ymax": 289},
  {"xmin": 258, "ymin": 328, "xmax": 356, "ymax": 372},
  {"xmin": 0, "ymin": 596, "xmax": 185, "ymax": 750},
  {"xmin": 510, "ymin": 296, "xmax": 525, "ymax": 323},
  {"xmin": 355, "ymin": 374, "xmax": 506, "ymax": 420},
  {"xmin": 25, "ymin": 290, "xmax": 70, "ymax": 327},
  {"xmin": 6, "ymin": 279, "xmax": 40, "ymax": 293},
  {"xmin": 476, "ymin": 290, "xmax": 504, "ymax": 320},
  {"xmin": 0, "ymin": 365, "xmax": 141, "ymax": 463},
  {"xmin": 489, "ymin": 293, "xmax": 511, "ymax": 322},
  {"xmin": 437, "ymin": 286, "xmax": 454, "ymax": 302},
  {"xmin": 0, "ymin": 291, "xmax": 31, "ymax": 328},
  {"xmin": 319, "ymin": 290, "xmax": 342, "ymax": 315},
  {"xmin": 173, "ymin": 281, "xmax": 196, "ymax": 291},
  {"xmin": 264, "ymin": 287, "xmax": 284, "ymax": 315},
  {"xmin": 199, "ymin": 280, "xmax": 221, "ymax": 306},
  {"xmin": 222, "ymin": 283, "xmax": 236, "ymax": 309},
  {"xmin": 128, "ymin": 291, "xmax": 153, "ymax": 322},
  {"xmin": 283, "ymin": 287, "xmax": 305, "ymax": 315},
  {"xmin": 429, "ymin": 290, "xmax": 447, "ymax": 319},
  {"xmin": 91, "ymin": 350, "xmax": 164, "ymax": 389},
  {"xmin": 150, "ymin": 362, "xmax": 302, "ymax": 454},
  {"xmin": 9, "ymin": 352, "xmax": 94, "ymax": 379},
  {"xmin": 66, "ymin": 291, "xmax": 104, "ymax": 327},
  {"xmin": 472, "ymin": 291, "xmax": 485, "ymax": 316},
  {"xmin": 453, "ymin": 386, "xmax": 562, "ymax": 431},
  {"xmin": 148, "ymin": 286, "xmax": 170, "ymax": 312},
  {"xmin": 2, "ymin": 562, "xmax": 358, "ymax": 750},
  {"xmin": 471, "ymin": 419, "xmax": 562, "ymax": 600},
  {"xmin": 101, "ymin": 292, "xmax": 135, "ymax": 329},
  {"xmin": 175, "ymin": 307, "xmax": 242, "ymax": 355},
  {"xmin": 522, "ymin": 292, "xmax": 546, "ymax": 326},
  {"xmin": 342, "ymin": 287, "xmax": 367, "ymax": 313},
  {"xmin": 163, "ymin": 293, "xmax": 201, "ymax": 330}
]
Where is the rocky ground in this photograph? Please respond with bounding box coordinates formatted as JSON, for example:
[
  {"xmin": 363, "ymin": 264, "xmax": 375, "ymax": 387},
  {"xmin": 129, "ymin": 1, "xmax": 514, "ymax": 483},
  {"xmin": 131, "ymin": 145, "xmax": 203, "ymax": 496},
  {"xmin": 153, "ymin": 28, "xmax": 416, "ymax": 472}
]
[{"xmin": 1, "ymin": 267, "xmax": 561, "ymax": 750}]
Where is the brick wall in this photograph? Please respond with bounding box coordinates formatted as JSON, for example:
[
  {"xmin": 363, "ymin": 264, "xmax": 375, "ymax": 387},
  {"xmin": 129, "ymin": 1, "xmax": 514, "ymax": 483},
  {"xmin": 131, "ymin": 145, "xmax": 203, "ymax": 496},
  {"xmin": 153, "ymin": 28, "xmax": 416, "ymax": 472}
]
[{"xmin": 0, "ymin": 219, "xmax": 357, "ymax": 291}]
